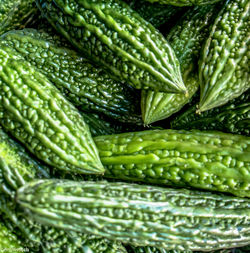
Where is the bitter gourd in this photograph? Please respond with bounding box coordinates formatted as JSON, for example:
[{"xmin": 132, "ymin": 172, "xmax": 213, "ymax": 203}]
[
  {"xmin": 0, "ymin": 127, "xmax": 125, "ymax": 253},
  {"xmin": 143, "ymin": 0, "xmax": 222, "ymax": 6},
  {"xmin": 123, "ymin": 0, "xmax": 182, "ymax": 28},
  {"xmin": 17, "ymin": 179, "xmax": 250, "ymax": 251},
  {"xmin": 0, "ymin": 45, "xmax": 104, "ymax": 175},
  {"xmin": 171, "ymin": 90, "xmax": 250, "ymax": 136},
  {"xmin": 0, "ymin": 127, "xmax": 50, "ymax": 197},
  {"xmin": 1, "ymin": 197, "xmax": 127, "ymax": 253},
  {"xmin": 198, "ymin": 0, "xmax": 250, "ymax": 112},
  {"xmin": 0, "ymin": 0, "xmax": 38, "ymax": 36},
  {"xmin": 0, "ymin": 220, "xmax": 24, "ymax": 252},
  {"xmin": 94, "ymin": 129, "xmax": 250, "ymax": 197},
  {"xmin": 0, "ymin": 28, "xmax": 142, "ymax": 124},
  {"xmin": 36, "ymin": 0, "xmax": 187, "ymax": 94},
  {"xmin": 141, "ymin": 4, "xmax": 220, "ymax": 124}
]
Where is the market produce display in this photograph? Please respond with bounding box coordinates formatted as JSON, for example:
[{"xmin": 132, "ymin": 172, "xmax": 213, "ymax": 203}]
[{"xmin": 0, "ymin": 0, "xmax": 249, "ymax": 252}]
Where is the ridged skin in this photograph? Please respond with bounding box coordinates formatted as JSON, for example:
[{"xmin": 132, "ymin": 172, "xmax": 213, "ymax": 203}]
[
  {"xmin": 123, "ymin": 0, "xmax": 182, "ymax": 28},
  {"xmin": 0, "ymin": 128, "xmax": 50, "ymax": 197},
  {"xmin": 36, "ymin": 0, "xmax": 186, "ymax": 93},
  {"xmin": 198, "ymin": 0, "xmax": 250, "ymax": 112},
  {"xmin": 0, "ymin": 196, "xmax": 126, "ymax": 253},
  {"xmin": 0, "ymin": 128, "xmax": 126, "ymax": 253},
  {"xmin": 0, "ymin": 0, "xmax": 38, "ymax": 36},
  {"xmin": 17, "ymin": 179, "xmax": 250, "ymax": 251},
  {"xmin": 171, "ymin": 90, "xmax": 250, "ymax": 136},
  {"xmin": 0, "ymin": 221, "xmax": 23, "ymax": 251},
  {"xmin": 141, "ymin": 4, "xmax": 220, "ymax": 124},
  {"xmin": 0, "ymin": 29, "xmax": 141, "ymax": 124},
  {"xmin": 144, "ymin": 0, "xmax": 222, "ymax": 6},
  {"xmin": 0, "ymin": 46, "xmax": 104, "ymax": 175},
  {"xmin": 94, "ymin": 129, "xmax": 250, "ymax": 197}
]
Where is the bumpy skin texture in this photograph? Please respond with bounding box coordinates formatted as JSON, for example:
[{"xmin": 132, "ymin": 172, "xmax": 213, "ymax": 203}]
[
  {"xmin": 36, "ymin": 0, "xmax": 186, "ymax": 93},
  {"xmin": 17, "ymin": 179, "xmax": 250, "ymax": 251},
  {"xmin": 141, "ymin": 4, "xmax": 219, "ymax": 124},
  {"xmin": 0, "ymin": 128, "xmax": 50, "ymax": 197},
  {"xmin": 123, "ymin": 0, "xmax": 182, "ymax": 28},
  {"xmin": 94, "ymin": 129, "xmax": 250, "ymax": 197},
  {"xmin": 171, "ymin": 90, "xmax": 250, "ymax": 136},
  {"xmin": 198, "ymin": 0, "xmax": 250, "ymax": 112},
  {"xmin": 0, "ymin": 0, "xmax": 38, "ymax": 36},
  {"xmin": 0, "ymin": 128, "xmax": 125, "ymax": 253},
  {"xmin": 0, "ymin": 221, "xmax": 23, "ymax": 251},
  {"xmin": 0, "ymin": 195, "xmax": 126, "ymax": 253},
  {"xmin": 0, "ymin": 46, "xmax": 104, "ymax": 175},
  {"xmin": 0, "ymin": 29, "xmax": 141, "ymax": 124},
  {"xmin": 144, "ymin": 0, "xmax": 222, "ymax": 6}
]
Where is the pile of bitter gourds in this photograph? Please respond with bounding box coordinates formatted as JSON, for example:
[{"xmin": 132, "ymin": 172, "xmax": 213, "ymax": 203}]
[{"xmin": 0, "ymin": 0, "xmax": 249, "ymax": 252}]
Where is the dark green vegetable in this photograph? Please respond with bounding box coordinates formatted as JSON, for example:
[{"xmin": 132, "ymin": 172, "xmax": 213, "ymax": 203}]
[
  {"xmin": 0, "ymin": 197, "xmax": 127, "ymax": 253},
  {"xmin": 171, "ymin": 90, "xmax": 250, "ymax": 136},
  {"xmin": 198, "ymin": 0, "xmax": 250, "ymax": 112},
  {"xmin": 123, "ymin": 0, "xmax": 182, "ymax": 28},
  {"xmin": 0, "ymin": 0, "xmax": 38, "ymax": 36},
  {"xmin": 17, "ymin": 179, "xmax": 250, "ymax": 251},
  {"xmin": 0, "ymin": 28, "xmax": 142, "ymax": 124},
  {"xmin": 143, "ymin": 0, "xmax": 222, "ymax": 7},
  {"xmin": 0, "ymin": 128, "xmax": 50, "ymax": 197},
  {"xmin": 80, "ymin": 111, "xmax": 144, "ymax": 137},
  {"xmin": 0, "ymin": 46, "xmax": 104, "ymax": 175},
  {"xmin": 141, "ymin": 4, "xmax": 220, "ymax": 124},
  {"xmin": 36, "ymin": 0, "xmax": 187, "ymax": 93},
  {"xmin": 94, "ymin": 129, "xmax": 250, "ymax": 197},
  {"xmin": 0, "ymin": 127, "xmax": 125, "ymax": 252}
]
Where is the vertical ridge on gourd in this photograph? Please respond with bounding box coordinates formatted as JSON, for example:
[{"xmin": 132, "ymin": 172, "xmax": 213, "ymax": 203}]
[
  {"xmin": 141, "ymin": 4, "xmax": 220, "ymax": 125},
  {"xmin": 0, "ymin": 46, "xmax": 104, "ymax": 175},
  {"xmin": 36, "ymin": 0, "xmax": 187, "ymax": 94},
  {"xmin": 17, "ymin": 179, "xmax": 250, "ymax": 251},
  {"xmin": 171, "ymin": 90, "xmax": 250, "ymax": 136},
  {"xmin": 198, "ymin": 0, "xmax": 250, "ymax": 112},
  {"xmin": 0, "ymin": 28, "xmax": 142, "ymax": 124},
  {"xmin": 0, "ymin": 0, "xmax": 38, "ymax": 36},
  {"xmin": 94, "ymin": 129, "xmax": 250, "ymax": 198},
  {"xmin": 143, "ymin": 0, "xmax": 223, "ymax": 6}
]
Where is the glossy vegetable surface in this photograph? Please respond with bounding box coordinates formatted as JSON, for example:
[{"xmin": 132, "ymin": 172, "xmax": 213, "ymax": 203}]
[
  {"xmin": 17, "ymin": 179, "xmax": 250, "ymax": 251},
  {"xmin": 141, "ymin": 4, "xmax": 219, "ymax": 124},
  {"xmin": 198, "ymin": 0, "xmax": 250, "ymax": 112},
  {"xmin": 0, "ymin": 29, "xmax": 141, "ymax": 124},
  {"xmin": 0, "ymin": 46, "xmax": 104, "ymax": 175},
  {"xmin": 36, "ymin": 0, "xmax": 186, "ymax": 93},
  {"xmin": 94, "ymin": 129, "xmax": 250, "ymax": 197}
]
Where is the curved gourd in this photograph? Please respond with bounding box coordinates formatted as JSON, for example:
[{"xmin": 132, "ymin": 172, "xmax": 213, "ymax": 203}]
[
  {"xmin": 17, "ymin": 179, "xmax": 250, "ymax": 251},
  {"xmin": 0, "ymin": 46, "xmax": 104, "ymax": 175},
  {"xmin": 141, "ymin": 4, "xmax": 220, "ymax": 124},
  {"xmin": 0, "ymin": 29, "xmax": 141, "ymax": 124},
  {"xmin": 94, "ymin": 129, "xmax": 250, "ymax": 198},
  {"xmin": 198, "ymin": 0, "xmax": 250, "ymax": 112},
  {"xmin": 36, "ymin": 0, "xmax": 186, "ymax": 94}
]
